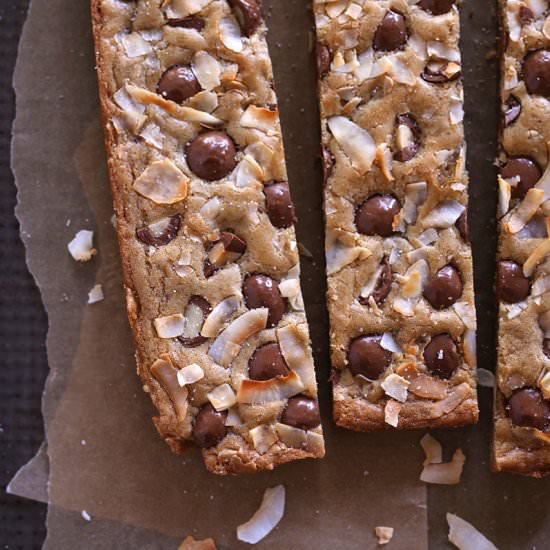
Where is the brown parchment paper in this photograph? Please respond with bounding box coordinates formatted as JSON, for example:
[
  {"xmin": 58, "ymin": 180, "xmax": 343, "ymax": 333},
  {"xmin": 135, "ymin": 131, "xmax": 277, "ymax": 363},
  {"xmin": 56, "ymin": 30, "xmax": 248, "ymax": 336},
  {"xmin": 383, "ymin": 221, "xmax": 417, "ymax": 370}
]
[{"xmin": 11, "ymin": 0, "xmax": 429, "ymax": 548}]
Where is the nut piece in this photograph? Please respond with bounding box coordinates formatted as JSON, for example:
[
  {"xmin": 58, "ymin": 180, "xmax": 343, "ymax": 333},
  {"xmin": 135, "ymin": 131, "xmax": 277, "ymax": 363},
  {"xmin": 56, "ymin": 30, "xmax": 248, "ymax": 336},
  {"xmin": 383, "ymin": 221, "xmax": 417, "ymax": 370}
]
[
  {"xmin": 167, "ymin": 16, "xmax": 205, "ymax": 31},
  {"xmin": 264, "ymin": 182, "xmax": 296, "ymax": 229},
  {"xmin": 228, "ymin": 0, "xmax": 261, "ymax": 37},
  {"xmin": 348, "ymin": 335, "xmax": 392, "ymax": 380},
  {"xmin": 193, "ymin": 403, "xmax": 227, "ymax": 448},
  {"xmin": 178, "ymin": 296, "xmax": 211, "ymax": 347},
  {"xmin": 136, "ymin": 214, "xmax": 182, "ymax": 247},
  {"xmin": 280, "ymin": 395, "xmax": 321, "ymax": 430},
  {"xmin": 421, "ymin": 60, "xmax": 461, "ymax": 83},
  {"xmin": 133, "ymin": 159, "xmax": 189, "ymax": 204},
  {"xmin": 393, "ymin": 114, "xmax": 420, "ymax": 162},
  {"xmin": 238, "ymin": 370, "xmax": 305, "ymax": 404}
]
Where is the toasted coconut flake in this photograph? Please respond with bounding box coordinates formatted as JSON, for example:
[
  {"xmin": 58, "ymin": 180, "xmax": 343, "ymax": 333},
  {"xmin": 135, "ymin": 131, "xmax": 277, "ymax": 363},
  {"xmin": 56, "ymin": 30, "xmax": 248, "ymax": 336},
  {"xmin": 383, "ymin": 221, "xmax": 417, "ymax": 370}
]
[
  {"xmin": 384, "ymin": 399, "xmax": 402, "ymax": 427},
  {"xmin": 465, "ymin": 329, "xmax": 478, "ymax": 367},
  {"xmin": 447, "ymin": 513, "xmax": 498, "ymax": 550},
  {"xmin": 477, "ymin": 368, "xmax": 495, "ymax": 388},
  {"xmin": 427, "ymin": 41, "xmax": 460, "ymax": 63},
  {"xmin": 68, "ymin": 230, "xmax": 97, "ymax": 262},
  {"xmin": 392, "ymin": 296, "xmax": 414, "ymax": 317},
  {"xmin": 374, "ymin": 526, "xmax": 394, "ymax": 546},
  {"xmin": 225, "ymin": 406, "xmax": 242, "ymax": 426},
  {"xmin": 428, "ymin": 383, "xmax": 470, "ymax": 418},
  {"xmin": 420, "ymin": 433, "xmax": 443, "ymax": 466},
  {"xmin": 381, "ymin": 373, "xmax": 409, "ymax": 403},
  {"xmin": 409, "ymin": 374, "xmax": 448, "ymax": 400},
  {"xmin": 177, "ymin": 363, "xmax": 204, "ymax": 386},
  {"xmin": 133, "ymin": 159, "xmax": 189, "ymax": 204},
  {"xmin": 154, "ymin": 313, "xmax": 186, "ymax": 338},
  {"xmin": 240, "ymin": 105, "xmax": 279, "ymax": 133},
  {"xmin": 201, "ymin": 296, "xmax": 240, "ymax": 338},
  {"xmin": 190, "ymin": 90, "xmax": 218, "ymax": 113},
  {"xmin": 422, "ymin": 201, "xmax": 465, "ymax": 228},
  {"xmin": 87, "ymin": 283, "xmax": 104, "ymax": 304},
  {"xmin": 326, "ymin": 240, "xmax": 370, "ymax": 275},
  {"xmin": 275, "ymin": 422, "xmax": 307, "ymax": 448},
  {"xmin": 375, "ymin": 143, "xmax": 394, "ymax": 182},
  {"xmin": 277, "ymin": 323, "xmax": 317, "ymax": 391},
  {"xmin": 167, "ymin": 0, "xmax": 214, "ymax": 18},
  {"xmin": 380, "ymin": 333, "xmax": 401, "ymax": 353},
  {"xmin": 325, "ymin": 0, "xmax": 347, "ymax": 18},
  {"xmin": 237, "ymin": 485, "xmax": 285, "ymax": 544},
  {"xmin": 208, "ymin": 308, "xmax": 268, "ymax": 367},
  {"xmin": 327, "ymin": 116, "xmax": 376, "ymax": 174},
  {"xmin": 532, "ymin": 273, "xmax": 550, "ymax": 297},
  {"xmin": 192, "ymin": 51, "xmax": 221, "ymax": 91},
  {"xmin": 523, "ymin": 238, "xmax": 550, "ymax": 276},
  {"xmin": 219, "ymin": 17, "xmax": 243, "ymax": 53},
  {"xmin": 120, "ymin": 32, "xmax": 152, "ymax": 58},
  {"xmin": 178, "ymin": 535, "xmax": 217, "ymax": 550},
  {"xmin": 421, "ymin": 448, "xmax": 465, "ymax": 485},
  {"xmin": 453, "ymin": 301, "xmax": 477, "ymax": 330},
  {"xmin": 208, "ymin": 383, "xmax": 237, "ymax": 411},
  {"xmin": 249, "ymin": 424, "xmax": 278, "ymax": 454},
  {"xmin": 401, "ymin": 259, "xmax": 429, "ymax": 299},
  {"xmin": 235, "ymin": 154, "xmax": 264, "ymax": 188},
  {"xmin": 498, "ymin": 176, "xmax": 511, "ymax": 217},
  {"xmin": 237, "ymin": 370, "xmax": 305, "ymax": 404},
  {"xmin": 151, "ymin": 355, "xmax": 188, "ymax": 419},
  {"xmin": 403, "ymin": 181, "xmax": 428, "ymax": 225},
  {"xmin": 503, "ymin": 188, "xmax": 544, "ymax": 234},
  {"xmin": 279, "ymin": 265, "xmax": 304, "ymax": 311}
]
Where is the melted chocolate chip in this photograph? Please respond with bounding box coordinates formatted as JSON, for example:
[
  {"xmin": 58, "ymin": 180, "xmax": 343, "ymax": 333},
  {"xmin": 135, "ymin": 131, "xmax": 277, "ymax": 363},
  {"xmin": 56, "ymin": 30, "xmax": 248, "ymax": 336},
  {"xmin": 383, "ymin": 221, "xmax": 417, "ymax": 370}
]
[
  {"xmin": 421, "ymin": 60, "xmax": 461, "ymax": 83},
  {"xmin": 455, "ymin": 210, "xmax": 469, "ymax": 243},
  {"xmin": 373, "ymin": 10, "xmax": 408, "ymax": 52},
  {"xmin": 167, "ymin": 16, "xmax": 205, "ymax": 31},
  {"xmin": 186, "ymin": 131, "xmax": 237, "ymax": 181},
  {"xmin": 156, "ymin": 65, "xmax": 201, "ymax": 104},
  {"xmin": 497, "ymin": 260, "xmax": 530, "ymax": 303},
  {"xmin": 500, "ymin": 157, "xmax": 542, "ymax": 199},
  {"xmin": 316, "ymin": 42, "xmax": 331, "ymax": 78},
  {"xmin": 356, "ymin": 194, "xmax": 401, "ymax": 237},
  {"xmin": 243, "ymin": 274, "xmax": 285, "ymax": 327},
  {"xmin": 523, "ymin": 50, "xmax": 550, "ymax": 97},
  {"xmin": 193, "ymin": 403, "xmax": 227, "ymax": 448},
  {"xmin": 249, "ymin": 343, "xmax": 289, "ymax": 381},
  {"xmin": 136, "ymin": 214, "xmax": 181, "ymax": 247},
  {"xmin": 418, "ymin": 0, "xmax": 456, "ymax": 15},
  {"xmin": 508, "ymin": 387, "xmax": 550, "ymax": 430},
  {"xmin": 322, "ymin": 147, "xmax": 334, "ymax": 185},
  {"xmin": 281, "ymin": 395, "xmax": 321, "ymax": 430},
  {"xmin": 424, "ymin": 334, "xmax": 460, "ymax": 379},
  {"xmin": 264, "ymin": 182, "xmax": 296, "ymax": 229},
  {"xmin": 519, "ymin": 6, "xmax": 534, "ymax": 24},
  {"xmin": 348, "ymin": 335, "xmax": 392, "ymax": 380},
  {"xmin": 394, "ymin": 114, "xmax": 420, "ymax": 162},
  {"xmin": 359, "ymin": 257, "xmax": 392, "ymax": 306},
  {"xmin": 503, "ymin": 96, "xmax": 522, "ymax": 126},
  {"xmin": 424, "ymin": 265, "xmax": 463, "ymax": 310},
  {"xmin": 178, "ymin": 296, "xmax": 211, "ymax": 347},
  {"xmin": 229, "ymin": 0, "xmax": 261, "ymax": 37}
]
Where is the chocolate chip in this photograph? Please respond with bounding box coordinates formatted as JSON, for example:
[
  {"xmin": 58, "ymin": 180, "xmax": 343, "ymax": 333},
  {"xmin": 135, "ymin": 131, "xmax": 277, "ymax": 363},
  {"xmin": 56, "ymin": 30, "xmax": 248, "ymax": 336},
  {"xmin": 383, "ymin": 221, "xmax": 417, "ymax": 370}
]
[
  {"xmin": 186, "ymin": 131, "xmax": 237, "ymax": 181},
  {"xmin": 167, "ymin": 16, "xmax": 205, "ymax": 31},
  {"xmin": 519, "ymin": 6, "xmax": 534, "ymax": 24},
  {"xmin": 178, "ymin": 295, "xmax": 211, "ymax": 347},
  {"xmin": 156, "ymin": 65, "xmax": 201, "ymax": 104},
  {"xmin": 207, "ymin": 231, "xmax": 246, "ymax": 272},
  {"xmin": 508, "ymin": 387, "xmax": 550, "ymax": 430},
  {"xmin": 348, "ymin": 335, "xmax": 392, "ymax": 380},
  {"xmin": 321, "ymin": 147, "xmax": 334, "ymax": 185},
  {"xmin": 356, "ymin": 194, "xmax": 401, "ymax": 237},
  {"xmin": 421, "ymin": 60, "xmax": 461, "ymax": 83},
  {"xmin": 264, "ymin": 182, "xmax": 296, "ymax": 229},
  {"xmin": 503, "ymin": 95, "xmax": 522, "ymax": 126},
  {"xmin": 418, "ymin": 0, "xmax": 456, "ymax": 15},
  {"xmin": 316, "ymin": 42, "xmax": 331, "ymax": 77},
  {"xmin": 424, "ymin": 334, "xmax": 460, "ymax": 379},
  {"xmin": 229, "ymin": 0, "xmax": 261, "ymax": 37},
  {"xmin": 455, "ymin": 210, "xmax": 469, "ymax": 243},
  {"xmin": 136, "ymin": 214, "xmax": 181, "ymax": 247},
  {"xmin": 249, "ymin": 343, "xmax": 290, "ymax": 381},
  {"xmin": 523, "ymin": 50, "xmax": 550, "ymax": 97},
  {"xmin": 193, "ymin": 403, "xmax": 227, "ymax": 448},
  {"xmin": 497, "ymin": 260, "xmax": 530, "ymax": 303},
  {"xmin": 360, "ymin": 257, "xmax": 392, "ymax": 306},
  {"xmin": 281, "ymin": 395, "xmax": 321, "ymax": 430},
  {"xmin": 373, "ymin": 10, "xmax": 408, "ymax": 52},
  {"xmin": 424, "ymin": 265, "xmax": 463, "ymax": 310},
  {"xmin": 394, "ymin": 114, "xmax": 420, "ymax": 162},
  {"xmin": 243, "ymin": 274, "xmax": 285, "ymax": 327},
  {"xmin": 500, "ymin": 156, "xmax": 542, "ymax": 199},
  {"xmin": 544, "ymin": 338, "xmax": 550, "ymax": 359}
]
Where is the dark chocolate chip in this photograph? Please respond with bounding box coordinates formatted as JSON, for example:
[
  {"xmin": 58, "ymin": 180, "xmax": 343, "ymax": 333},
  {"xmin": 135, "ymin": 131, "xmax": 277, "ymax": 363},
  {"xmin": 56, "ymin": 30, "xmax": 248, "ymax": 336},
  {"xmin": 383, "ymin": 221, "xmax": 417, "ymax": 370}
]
[
  {"xmin": 264, "ymin": 182, "xmax": 296, "ymax": 229},
  {"xmin": 193, "ymin": 403, "xmax": 227, "ymax": 448},
  {"xmin": 523, "ymin": 50, "xmax": 550, "ymax": 97},
  {"xmin": 248, "ymin": 343, "xmax": 290, "ymax": 381},
  {"xmin": 228, "ymin": 0, "xmax": 262, "ymax": 37},
  {"xmin": 508, "ymin": 387, "xmax": 550, "ymax": 430},
  {"xmin": 186, "ymin": 131, "xmax": 237, "ymax": 181},
  {"xmin": 356, "ymin": 194, "xmax": 401, "ymax": 237},
  {"xmin": 167, "ymin": 16, "xmax": 205, "ymax": 31},
  {"xmin": 321, "ymin": 147, "xmax": 334, "ymax": 185},
  {"xmin": 394, "ymin": 114, "xmax": 420, "ymax": 162},
  {"xmin": 424, "ymin": 265, "xmax": 463, "ymax": 310},
  {"xmin": 136, "ymin": 214, "xmax": 181, "ymax": 247},
  {"xmin": 421, "ymin": 60, "xmax": 461, "ymax": 83},
  {"xmin": 178, "ymin": 295, "xmax": 211, "ymax": 347},
  {"xmin": 316, "ymin": 42, "xmax": 331, "ymax": 77},
  {"xmin": 156, "ymin": 65, "xmax": 201, "ymax": 104},
  {"xmin": 455, "ymin": 210, "xmax": 469, "ymax": 243},
  {"xmin": 418, "ymin": 0, "xmax": 456, "ymax": 15},
  {"xmin": 497, "ymin": 260, "xmax": 530, "ymax": 303},
  {"xmin": 348, "ymin": 335, "xmax": 392, "ymax": 380},
  {"xmin": 360, "ymin": 257, "xmax": 392, "ymax": 305},
  {"xmin": 503, "ymin": 95, "xmax": 522, "ymax": 126},
  {"xmin": 207, "ymin": 231, "xmax": 246, "ymax": 272},
  {"xmin": 243, "ymin": 274, "xmax": 285, "ymax": 327},
  {"xmin": 373, "ymin": 10, "xmax": 408, "ymax": 52},
  {"xmin": 423, "ymin": 333, "xmax": 460, "ymax": 379},
  {"xmin": 519, "ymin": 6, "xmax": 534, "ymax": 24},
  {"xmin": 500, "ymin": 156, "xmax": 542, "ymax": 199},
  {"xmin": 281, "ymin": 395, "xmax": 321, "ymax": 430}
]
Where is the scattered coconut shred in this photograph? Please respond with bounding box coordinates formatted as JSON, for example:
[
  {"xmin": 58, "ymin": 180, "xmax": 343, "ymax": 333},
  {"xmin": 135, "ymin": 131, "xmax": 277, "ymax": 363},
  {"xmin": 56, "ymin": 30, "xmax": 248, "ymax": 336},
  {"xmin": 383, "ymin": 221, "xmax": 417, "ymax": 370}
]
[
  {"xmin": 87, "ymin": 284, "xmax": 104, "ymax": 304},
  {"xmin": 419, "ymin": 434, "xmax": 465, "ymax": 485},
  {"xmin": 447, "ymin": 513, "xmax": 499, "ymax": 550},
  {"xmin": 68, "ymin": 229, "xmax": 97, "ymax": 262},
  {"xmin": 237, "ymin": 485, "xmax": 285, "ymax": 545},
  {"xmin": 374, "ymin": 526, "xmax": 394, "ymax": 546},
  {"xmin": 177, "ymin": 535, "xmax": 217, "ymax": 550}
]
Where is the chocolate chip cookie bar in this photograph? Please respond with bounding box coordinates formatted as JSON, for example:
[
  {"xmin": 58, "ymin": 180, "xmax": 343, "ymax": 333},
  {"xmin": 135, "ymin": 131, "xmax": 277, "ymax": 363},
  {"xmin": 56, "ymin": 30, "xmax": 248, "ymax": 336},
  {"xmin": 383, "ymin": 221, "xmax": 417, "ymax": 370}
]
[
  {"xmin": 314, "ymin": 0, "xmax": 478, "ymax": 431},
  {"xmin": 493, "ymin": 0, "xmax": 550, "ymax": 476},
  {"xmin": 91, "ymin": 0, "xmax": 324, "ymax": 474}
]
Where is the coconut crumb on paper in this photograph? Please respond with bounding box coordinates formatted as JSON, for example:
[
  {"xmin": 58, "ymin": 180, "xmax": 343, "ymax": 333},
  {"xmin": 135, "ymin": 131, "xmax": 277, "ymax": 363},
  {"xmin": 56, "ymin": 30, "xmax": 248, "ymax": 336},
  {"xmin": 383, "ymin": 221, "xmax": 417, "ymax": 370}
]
[
  {"xmin": 81, "ymin": 510, "xmax": 92, "ymax": 522},
  {"xmin": 420, "ymin": 434, "xmax": 465, "ymax": 484},
  {"xmin": 87, "ymin": 283, "xmax": 104, "ymax": 304},
  {"xmin": 178, "ymin": 535, "xmax": 217, "ymax": 550},
  {"xmin": 374, "ymin": 526, "xmax": 394, "ymax": 545},
  {"xmin": 447, "ymin": 513, "xmax": 498, "ymax": 550},
  {"xmin": 68, "ymin": 229, "xmax": 96, "ymax": 262}
]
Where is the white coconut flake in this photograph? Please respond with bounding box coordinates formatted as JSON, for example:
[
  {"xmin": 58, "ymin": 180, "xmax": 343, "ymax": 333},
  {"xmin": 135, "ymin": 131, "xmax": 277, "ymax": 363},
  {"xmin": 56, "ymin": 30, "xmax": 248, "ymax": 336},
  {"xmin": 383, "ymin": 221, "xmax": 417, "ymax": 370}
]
[
  {"xmin": 355, "ymin": 48, "xmax": 374, "ymax": 81},
  {"xmin": 422, "ymin": 200, "xmax": 465, "ymax": 228},
  {"xmin": 402, "ymin": 181, "xmax": 428, "ymax": 225},
  {"xmin": 219, "ymin": 17, "xmax": 243, "ymax": 52},
  {"xmin": 225, "ymin": 406, "xmax": 242, "ymax": 426},
  {"xmin": 447, "ymin": 513, "xmax": 499, "ymax": 550},
  {"xmin": 176, "ymin": 363, "xmax": 204, "ymax": 386},
  {"xmin": 237, "ymin": 485, "xmax": 286, "ymax": 545},
  {"xmin": 374, "ymin": 526, "xmax": 394, "ymax": 546},
  {"xmin": 234, "ymin": 154, "xmax": 264, "ymax": 188},
  {"xmin": 207, "ymin": 383, "xmax": 237, "ymax": 411},
  {"xmin": 201, "ymin": 296, "xmax": 240, "ymax": 338},
  {"xmin": 421, "ymin": 448, "xmax": 465, "ymax": 485},
  {"xmin": 249, "ymin": 424, "xmax": 278, "ymax": 454},
  {"xmin": 380, "ymin": 333, "xmax": 401, "ymax": 353},
  {"xmin": 121, "ymin": 32, "xmax": 152, "ymax": 58},
  {"xmin": 523, "ymin": 239, "xmax": 550, "ymax": 277},
  {"xmin": 154, "ymin": 313, "xmax": 186, "ymax": 339},
  {"xmin": 381, "ymin": 373, "xmax": 409, "ymax": 403},
  {"xmin": 81, "ymin": 510, "xmax": 92, "ymax": 522},
  {"xmin": 418, "ymin": 228, "xmax": 438, "ymax": 246},
  {"xmin": 453, "ymin": 301, "xmax": 477, "ymax": 330},
  {"xmin": 326, "ymin": 240, "xmax": 370, "ymax": 275},
  {"xmin": 192, "ymin": 51, "xmax": 221, "ymax": 91},
  {"xmin": 87, "ymin": 284, "xmax": 104, "ymax": 304},
  {"xmin": 167, "ymin": 0, "xmax": 214, "ymax": 18},
  {"xmin": 139, "ymin": 123, "xmax": 164, "ymax": 150},
  {"xmin": 68, "ymin": 230, "xmax": 97, "ymax": 262},
  {"xmin": 133, "ymin": 159, "xmax": 189, "ymax": 205}
]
